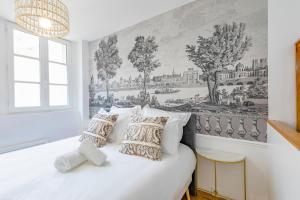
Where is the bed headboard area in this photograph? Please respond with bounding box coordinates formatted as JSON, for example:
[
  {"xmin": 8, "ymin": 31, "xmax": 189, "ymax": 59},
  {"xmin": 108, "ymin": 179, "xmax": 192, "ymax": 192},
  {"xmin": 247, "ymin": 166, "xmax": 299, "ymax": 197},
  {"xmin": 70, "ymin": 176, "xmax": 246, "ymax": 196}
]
[
  {"xmin": 87, "ymin": 0, "xmax": 268, "ymax": 196},
  {"xmin": 182, "ymin": 114, "xmax": 197, "ymax": 151},
  {"xmin": 181, "ymin": 114, "xmax": 197, "ymax": 195}
]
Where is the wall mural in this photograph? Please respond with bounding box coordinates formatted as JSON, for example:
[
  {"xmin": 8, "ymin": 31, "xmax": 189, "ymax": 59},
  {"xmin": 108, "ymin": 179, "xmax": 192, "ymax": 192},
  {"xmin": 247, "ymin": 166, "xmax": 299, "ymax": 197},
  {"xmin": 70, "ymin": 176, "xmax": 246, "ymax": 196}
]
[{"xmin": 88, "ymin": 0, "xmax": 268, "ymax": 142}]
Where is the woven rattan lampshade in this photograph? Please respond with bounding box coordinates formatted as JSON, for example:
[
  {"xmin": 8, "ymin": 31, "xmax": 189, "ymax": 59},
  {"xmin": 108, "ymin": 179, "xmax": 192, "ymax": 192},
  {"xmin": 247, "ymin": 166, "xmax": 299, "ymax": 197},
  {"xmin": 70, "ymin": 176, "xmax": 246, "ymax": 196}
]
[{"xmin": 15, "ymin": 0, "xmax": 69, "ymax": 38}]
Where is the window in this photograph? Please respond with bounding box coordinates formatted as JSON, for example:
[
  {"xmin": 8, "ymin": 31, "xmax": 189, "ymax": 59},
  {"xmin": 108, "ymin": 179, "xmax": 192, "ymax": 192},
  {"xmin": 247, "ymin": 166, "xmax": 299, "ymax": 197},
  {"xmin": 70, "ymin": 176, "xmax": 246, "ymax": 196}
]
[
  {"xmin": 48, "ymin": 41, "xmax": 68, "ymax": 106},
  {"xmin": 9, "ymin": 27, "xmax": 70, "ymax": 112},
  {"xmin": 13, "ymin": 30, "xmax": 41, "ymax": 108}
]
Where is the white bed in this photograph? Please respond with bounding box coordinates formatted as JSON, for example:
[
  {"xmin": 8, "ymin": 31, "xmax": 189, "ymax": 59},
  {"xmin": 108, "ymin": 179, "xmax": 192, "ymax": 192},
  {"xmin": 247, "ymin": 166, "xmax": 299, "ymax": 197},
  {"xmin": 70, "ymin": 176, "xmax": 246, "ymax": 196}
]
[{"xmin": 0, "ymin": 136, "xmax": 196, "ymax": 200}]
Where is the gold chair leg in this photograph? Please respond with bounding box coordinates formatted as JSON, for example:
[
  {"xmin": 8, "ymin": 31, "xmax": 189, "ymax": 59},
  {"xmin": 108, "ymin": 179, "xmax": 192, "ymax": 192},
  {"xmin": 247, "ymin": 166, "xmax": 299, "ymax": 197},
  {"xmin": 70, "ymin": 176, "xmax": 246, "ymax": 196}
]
[
  {"xmin": 185, "ymin": 188, "xmax": 191, "ymax": 200},
  {"xmin": 244, "ymin": 160, "xmax": 247, "ymax": 200}
]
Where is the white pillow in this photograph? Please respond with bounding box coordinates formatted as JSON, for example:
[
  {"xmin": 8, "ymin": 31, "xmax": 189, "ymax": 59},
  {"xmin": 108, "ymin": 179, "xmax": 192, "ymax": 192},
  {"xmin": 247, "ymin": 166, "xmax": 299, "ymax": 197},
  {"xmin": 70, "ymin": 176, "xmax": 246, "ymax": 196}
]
[
  {"xmin": 142, "ymin": 105, "xmax": 191, "ymax": 154},
  {"xmin": 98, "ymin": 106, "xmax": 141, "ymax": 115},
  {"xmin": 142, "ymin": 105, "xmax": 191, "ymax": 126},
  {"xmin": 98, "ymin": 108, "xmax": 108, "ymax": 113},
  {"xmin": 110, "ymin": 113, "xmax": 130, "ymax": 143},
  {"xmin": 162, "ymin": 118, "xmax": 184, "ymax": 154},
  {"xmin": 99, "ymin": 106, "xmax": 141, "ymax": 143},
  {"xmin": 110, "ymin": 105, "xmax": 141, "ymax": 115}
]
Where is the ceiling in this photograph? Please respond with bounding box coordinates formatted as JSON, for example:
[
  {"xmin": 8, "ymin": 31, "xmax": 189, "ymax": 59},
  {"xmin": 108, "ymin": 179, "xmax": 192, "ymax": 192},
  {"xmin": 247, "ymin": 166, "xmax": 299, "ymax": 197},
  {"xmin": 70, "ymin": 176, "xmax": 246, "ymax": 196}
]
[{"xmin": 0, "ymin": 0, "xmax": 194, "ymax": 41}]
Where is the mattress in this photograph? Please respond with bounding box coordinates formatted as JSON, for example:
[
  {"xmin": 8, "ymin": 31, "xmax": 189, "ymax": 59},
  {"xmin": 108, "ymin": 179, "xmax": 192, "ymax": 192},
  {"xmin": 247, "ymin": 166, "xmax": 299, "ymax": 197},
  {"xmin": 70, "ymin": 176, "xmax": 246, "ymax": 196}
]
[{"xmin": 0, "ymin": 136, "xmax": 196, "ymax": 200}]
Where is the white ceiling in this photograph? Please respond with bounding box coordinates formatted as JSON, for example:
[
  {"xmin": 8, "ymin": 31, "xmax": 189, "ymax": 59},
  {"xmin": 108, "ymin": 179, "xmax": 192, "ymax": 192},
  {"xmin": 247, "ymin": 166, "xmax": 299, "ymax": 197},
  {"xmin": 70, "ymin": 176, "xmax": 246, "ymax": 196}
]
[{"xmin": 0, "ymin": 0, "xmax": 194, "ymax": 41}]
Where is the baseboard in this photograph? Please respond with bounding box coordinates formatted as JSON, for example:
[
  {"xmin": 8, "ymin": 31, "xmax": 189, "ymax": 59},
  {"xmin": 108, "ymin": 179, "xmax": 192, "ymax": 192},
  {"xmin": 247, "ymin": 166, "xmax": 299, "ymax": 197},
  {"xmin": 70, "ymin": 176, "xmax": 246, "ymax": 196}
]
[{"xmin": 0, "ymin": 138, "xmax": 48, "ymax": 154}]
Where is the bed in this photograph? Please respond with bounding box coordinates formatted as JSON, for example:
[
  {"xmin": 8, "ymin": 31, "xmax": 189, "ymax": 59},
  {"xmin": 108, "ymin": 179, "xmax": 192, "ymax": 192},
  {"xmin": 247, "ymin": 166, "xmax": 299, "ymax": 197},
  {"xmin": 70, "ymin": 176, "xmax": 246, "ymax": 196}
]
[{"xmin": 0, "ymin": 135, "xmax": 196, "ymax": 200}]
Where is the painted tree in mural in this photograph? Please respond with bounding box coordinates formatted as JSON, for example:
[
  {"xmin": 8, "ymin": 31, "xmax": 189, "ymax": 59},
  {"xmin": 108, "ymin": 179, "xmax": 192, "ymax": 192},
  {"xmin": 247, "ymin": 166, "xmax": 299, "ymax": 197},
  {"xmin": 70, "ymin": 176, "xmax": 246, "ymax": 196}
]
[
  {"xmin": 128, "ymin": 36, "xmax": 161, "ymax": 106},
  {"xmin": 186, "ymin": 22, "xmax": 252, "ymax": 104},
  {"xmin": 94, "ymin": 35, "xmax": 122, "ymax": 104},
  {"xmin": 89, "ymin": 75, "xmax": 96, "ymax": 104}
]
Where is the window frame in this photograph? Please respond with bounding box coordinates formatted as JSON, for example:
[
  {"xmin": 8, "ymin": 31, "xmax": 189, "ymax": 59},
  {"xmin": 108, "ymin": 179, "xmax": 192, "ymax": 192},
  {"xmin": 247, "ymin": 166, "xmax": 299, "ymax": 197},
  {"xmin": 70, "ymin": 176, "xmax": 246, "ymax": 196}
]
[
  {"xmin": 7, "ymin": 23, "xmax": 71, "ymax": 113},
  {"xmin": 47, "ymin": 38, "xmax": 70, "ymax": 108}
]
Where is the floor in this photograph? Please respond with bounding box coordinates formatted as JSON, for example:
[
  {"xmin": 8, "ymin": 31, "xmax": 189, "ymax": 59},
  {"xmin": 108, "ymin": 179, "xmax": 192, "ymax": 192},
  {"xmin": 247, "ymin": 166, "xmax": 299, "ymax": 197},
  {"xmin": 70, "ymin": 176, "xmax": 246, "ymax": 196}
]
[{"xmin": 182, "ymin": 190, "xmax": 227, "ymax": 200}]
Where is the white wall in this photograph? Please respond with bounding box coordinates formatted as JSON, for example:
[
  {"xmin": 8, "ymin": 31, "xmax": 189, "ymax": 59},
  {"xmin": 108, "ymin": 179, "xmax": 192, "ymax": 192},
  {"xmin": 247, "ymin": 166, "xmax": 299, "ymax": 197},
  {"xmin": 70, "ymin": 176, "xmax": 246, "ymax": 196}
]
[
  {"xmin": 268, "ymin": 0, "xmax": 300, "ymax": 127},
  {"xmin": 267, "ymin": 0, "xmax": 300, "ymax": 199},
  {"xmin": 268, "ymin": 125, "xmax": 300, "ymax": 200},
  {"xmin": 71, "ymin": 40, "xmax": 90, "ymax": 127},
  {"xmin": 0, "ymin": 18, "xmax": 83, "ymax": 152},
  {"xmin": 0, "ymin": 110, "xmax": 81, "ymax": 153},
  {"xmin": 196, "ymin": 134, "xmax": 269, "ymax": 200}
]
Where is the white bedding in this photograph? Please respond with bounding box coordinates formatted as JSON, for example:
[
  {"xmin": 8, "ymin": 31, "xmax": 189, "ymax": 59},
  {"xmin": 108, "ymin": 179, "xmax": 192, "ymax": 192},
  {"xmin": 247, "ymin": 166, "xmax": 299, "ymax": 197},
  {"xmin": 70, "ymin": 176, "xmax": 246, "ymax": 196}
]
[{"xmin": 0, "ymin": 136, "xmax": 196, "ymax": 200}]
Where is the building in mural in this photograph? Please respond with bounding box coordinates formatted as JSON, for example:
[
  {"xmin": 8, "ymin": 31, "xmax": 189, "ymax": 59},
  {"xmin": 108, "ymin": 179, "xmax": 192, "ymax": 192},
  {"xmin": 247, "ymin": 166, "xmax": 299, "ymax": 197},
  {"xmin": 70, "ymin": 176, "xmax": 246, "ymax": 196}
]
[
  {"xmin": 88, "ymin": 0, "xmax": 268, "ymax": 142},
  {"xmin": 217, "ymin": 58, "xmax": 268, "ymax": 86}
]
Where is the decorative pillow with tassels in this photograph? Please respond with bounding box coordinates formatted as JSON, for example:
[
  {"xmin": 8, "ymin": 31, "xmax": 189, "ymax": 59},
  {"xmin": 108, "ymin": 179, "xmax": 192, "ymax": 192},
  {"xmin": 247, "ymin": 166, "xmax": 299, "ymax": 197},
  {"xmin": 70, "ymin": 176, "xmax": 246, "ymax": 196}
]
[
  {"xmin": 80, "ymin": 113, "xmax": 118, "ymax": 147},
  {"xmin": 120, "ymin": 115, "xmax": 168, "ymax": 160}
]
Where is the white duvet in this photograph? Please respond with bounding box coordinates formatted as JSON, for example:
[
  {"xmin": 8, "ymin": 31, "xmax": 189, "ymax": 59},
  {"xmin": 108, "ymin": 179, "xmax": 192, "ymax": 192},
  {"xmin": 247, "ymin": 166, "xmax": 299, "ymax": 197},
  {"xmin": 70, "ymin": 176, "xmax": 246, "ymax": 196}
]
[{"xmin": 0, "ymin": 137, "xmax": 196, "ymax": 200}]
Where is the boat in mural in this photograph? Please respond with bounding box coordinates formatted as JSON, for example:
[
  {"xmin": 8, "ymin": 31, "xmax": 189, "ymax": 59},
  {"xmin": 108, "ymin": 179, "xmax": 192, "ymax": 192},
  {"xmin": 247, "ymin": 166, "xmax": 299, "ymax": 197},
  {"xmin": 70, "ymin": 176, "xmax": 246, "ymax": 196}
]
[{"xmin": 154, "ymin": 87, "xmax": 180, "ymax": 94}]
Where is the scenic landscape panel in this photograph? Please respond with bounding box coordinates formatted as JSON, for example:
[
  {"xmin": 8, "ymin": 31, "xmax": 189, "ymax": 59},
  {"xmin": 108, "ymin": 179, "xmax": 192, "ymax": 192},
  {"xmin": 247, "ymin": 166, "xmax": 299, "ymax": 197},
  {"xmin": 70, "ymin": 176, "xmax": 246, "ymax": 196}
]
[{"xmin": 88, "ymin": 0, "xmax": 268, "ymax": 142}]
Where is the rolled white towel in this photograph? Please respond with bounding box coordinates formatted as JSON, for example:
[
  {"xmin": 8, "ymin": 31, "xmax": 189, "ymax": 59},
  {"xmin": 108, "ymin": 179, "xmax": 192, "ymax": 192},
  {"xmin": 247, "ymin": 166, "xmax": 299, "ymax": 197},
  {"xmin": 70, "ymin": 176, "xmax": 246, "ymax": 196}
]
[
  {"xmin": 54, "ymin": 151, "xmax": 87, "ymax": 173},
  {"xmin": 78, "ymin": 140, "xmax": 107, "ymax": 166}
]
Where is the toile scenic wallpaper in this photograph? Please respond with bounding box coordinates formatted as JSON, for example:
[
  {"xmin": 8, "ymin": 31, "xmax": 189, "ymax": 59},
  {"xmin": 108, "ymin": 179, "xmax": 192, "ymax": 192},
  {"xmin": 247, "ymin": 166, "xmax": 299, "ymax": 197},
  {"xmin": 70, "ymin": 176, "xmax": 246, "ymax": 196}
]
[{"xmin": 88, "ymin": 0, "xmax": 268, "ymax": 142}]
